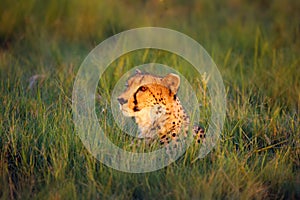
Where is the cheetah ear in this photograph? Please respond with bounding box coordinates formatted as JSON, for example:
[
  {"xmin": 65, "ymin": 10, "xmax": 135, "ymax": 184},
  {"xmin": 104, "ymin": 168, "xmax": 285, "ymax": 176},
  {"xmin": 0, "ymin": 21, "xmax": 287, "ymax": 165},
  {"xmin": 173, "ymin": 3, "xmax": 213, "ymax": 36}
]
[
  {"xmin": 135, "ymin": 69, "xmax": 142, "ymax": 74},
  {"xmin": 162, "ymin": 73, "xmax": 180, "ymax": 94}
]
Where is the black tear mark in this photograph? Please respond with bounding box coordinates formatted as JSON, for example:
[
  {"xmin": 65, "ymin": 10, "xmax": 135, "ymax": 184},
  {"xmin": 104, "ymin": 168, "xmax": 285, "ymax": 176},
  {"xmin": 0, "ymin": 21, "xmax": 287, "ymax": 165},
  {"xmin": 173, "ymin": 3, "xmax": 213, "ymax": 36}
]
[
  {"xmin": 133, "ymin": 106, "xmax": 140, "ymax": 112},
  {"xmin": 133, "ymin": 85, "xmax": 148, "ymax": 105},
  {"xmin": 169, "ymin": 88, "xmax": 172, "ymax": 96},
  {"xmin": 133, "ymin": 90, "xmax": 138, "ymax": 105},
  {"xmin": 173, "ymin": 94, "xmax": 176, "ymax": 100}
]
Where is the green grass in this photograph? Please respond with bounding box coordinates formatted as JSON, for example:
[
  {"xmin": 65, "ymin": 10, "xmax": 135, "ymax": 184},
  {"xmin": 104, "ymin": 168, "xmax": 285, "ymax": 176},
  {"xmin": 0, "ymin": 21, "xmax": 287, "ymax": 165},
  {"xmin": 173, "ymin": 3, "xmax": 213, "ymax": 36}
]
[{"xmin": 0, "ymin": 0, "xmax": 299, "ymax": 199}]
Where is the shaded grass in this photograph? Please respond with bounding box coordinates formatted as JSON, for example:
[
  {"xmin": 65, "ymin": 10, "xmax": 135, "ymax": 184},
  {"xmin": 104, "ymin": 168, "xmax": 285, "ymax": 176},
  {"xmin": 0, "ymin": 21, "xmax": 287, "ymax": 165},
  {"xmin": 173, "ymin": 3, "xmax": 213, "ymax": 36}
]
[{"xmin": 0, "ymin": 0, "xmax": 299, "ymax": 199}]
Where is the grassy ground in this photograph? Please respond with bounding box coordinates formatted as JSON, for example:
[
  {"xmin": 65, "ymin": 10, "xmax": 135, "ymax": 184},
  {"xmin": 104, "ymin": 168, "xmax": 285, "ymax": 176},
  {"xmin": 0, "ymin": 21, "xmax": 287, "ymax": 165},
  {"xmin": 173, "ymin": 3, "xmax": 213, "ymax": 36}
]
[{"xmin": 0, "ymin": 0, "xmax": 299, "ymax": 199}]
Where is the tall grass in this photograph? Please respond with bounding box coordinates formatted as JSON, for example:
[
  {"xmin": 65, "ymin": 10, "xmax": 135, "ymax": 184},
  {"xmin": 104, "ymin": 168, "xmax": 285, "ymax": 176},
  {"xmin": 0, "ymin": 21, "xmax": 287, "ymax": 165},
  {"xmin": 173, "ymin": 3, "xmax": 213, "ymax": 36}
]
[{"xmin": 0, "ymin": 0, "xmax": 299, "ymax": 199}]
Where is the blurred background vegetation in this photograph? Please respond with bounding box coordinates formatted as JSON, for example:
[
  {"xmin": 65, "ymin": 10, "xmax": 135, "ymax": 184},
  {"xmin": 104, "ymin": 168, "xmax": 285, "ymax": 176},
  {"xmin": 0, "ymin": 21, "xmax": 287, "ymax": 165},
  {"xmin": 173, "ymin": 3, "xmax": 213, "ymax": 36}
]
[
  {"xmin": 0, "ymin": 0, "xmax": 299, "ymax": 199},
  {"xmin": 1, "ymin": 0, "xmax": 299, "ymax": 108}
]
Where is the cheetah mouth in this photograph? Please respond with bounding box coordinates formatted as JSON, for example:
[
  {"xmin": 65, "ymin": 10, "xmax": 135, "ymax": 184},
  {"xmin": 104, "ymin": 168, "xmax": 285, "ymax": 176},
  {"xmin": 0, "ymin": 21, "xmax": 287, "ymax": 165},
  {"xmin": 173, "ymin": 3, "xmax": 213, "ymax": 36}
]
[{"xmin": 119, "ymin": 106, "xmax": 133, "ymax": 117}]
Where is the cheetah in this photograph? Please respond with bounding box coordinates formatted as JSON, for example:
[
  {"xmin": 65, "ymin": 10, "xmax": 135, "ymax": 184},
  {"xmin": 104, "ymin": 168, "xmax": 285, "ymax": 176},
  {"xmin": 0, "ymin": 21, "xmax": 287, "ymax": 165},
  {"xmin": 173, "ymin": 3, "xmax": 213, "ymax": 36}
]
[{"xmin": 117, "ymin": 69, "xmax": 205, "ymax": 148}]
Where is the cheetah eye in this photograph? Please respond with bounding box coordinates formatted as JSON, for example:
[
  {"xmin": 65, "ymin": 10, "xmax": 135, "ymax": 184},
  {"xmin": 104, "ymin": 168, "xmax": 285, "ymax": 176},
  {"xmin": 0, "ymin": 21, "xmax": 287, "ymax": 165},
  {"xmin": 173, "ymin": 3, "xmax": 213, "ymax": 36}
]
[{"xmin": 139, "ymin": 86, "xmax": 147, "ymax": 92}]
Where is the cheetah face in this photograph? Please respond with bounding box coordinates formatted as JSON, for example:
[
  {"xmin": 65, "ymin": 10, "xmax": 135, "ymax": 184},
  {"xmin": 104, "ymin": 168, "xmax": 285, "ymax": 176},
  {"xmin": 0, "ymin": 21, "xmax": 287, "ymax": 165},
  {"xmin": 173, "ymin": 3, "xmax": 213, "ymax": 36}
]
[{"xmin": 117, "ymin": 70, "xmax": 180, "ymax": 117}]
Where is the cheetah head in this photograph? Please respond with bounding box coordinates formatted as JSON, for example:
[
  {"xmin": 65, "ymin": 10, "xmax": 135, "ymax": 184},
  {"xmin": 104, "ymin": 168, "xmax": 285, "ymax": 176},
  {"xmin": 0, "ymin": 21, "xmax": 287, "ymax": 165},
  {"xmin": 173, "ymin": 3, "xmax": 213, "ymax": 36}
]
[{"xmin": 117, "ymin": 69, "xmax": 180, "ymax": 117}]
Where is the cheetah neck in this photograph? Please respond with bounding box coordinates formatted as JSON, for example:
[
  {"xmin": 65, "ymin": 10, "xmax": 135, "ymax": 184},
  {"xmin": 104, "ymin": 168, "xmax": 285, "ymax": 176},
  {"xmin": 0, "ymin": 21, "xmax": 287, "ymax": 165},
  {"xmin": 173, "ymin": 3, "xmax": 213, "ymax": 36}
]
[{"xmin": 134, "ymin": 97, "xmax": 189, "ymax": 139}]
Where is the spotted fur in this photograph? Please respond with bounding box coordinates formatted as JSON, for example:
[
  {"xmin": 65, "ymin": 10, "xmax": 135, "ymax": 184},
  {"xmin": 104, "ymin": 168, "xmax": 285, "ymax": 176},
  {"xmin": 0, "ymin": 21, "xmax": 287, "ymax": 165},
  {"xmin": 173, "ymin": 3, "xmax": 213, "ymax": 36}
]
[{"xmin": 118, "ymin": 70, "xmax": 205, "ymax": 147}]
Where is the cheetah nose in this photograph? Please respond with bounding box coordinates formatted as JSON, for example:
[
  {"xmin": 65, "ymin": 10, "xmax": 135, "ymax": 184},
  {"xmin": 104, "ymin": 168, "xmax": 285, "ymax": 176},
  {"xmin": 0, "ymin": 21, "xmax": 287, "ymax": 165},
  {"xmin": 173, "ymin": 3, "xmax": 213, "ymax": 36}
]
[{"xmin": 117, "ymin": 98, "xmax": 128, "ymax": 105}]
